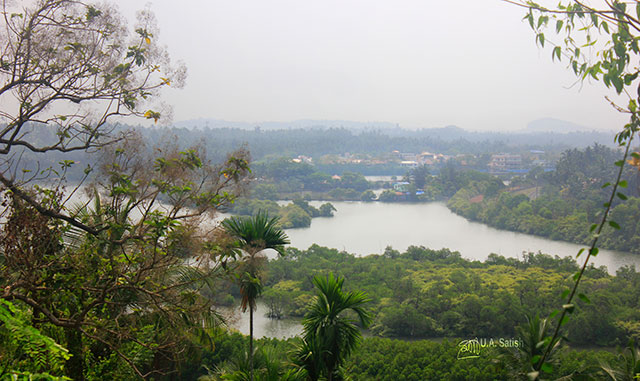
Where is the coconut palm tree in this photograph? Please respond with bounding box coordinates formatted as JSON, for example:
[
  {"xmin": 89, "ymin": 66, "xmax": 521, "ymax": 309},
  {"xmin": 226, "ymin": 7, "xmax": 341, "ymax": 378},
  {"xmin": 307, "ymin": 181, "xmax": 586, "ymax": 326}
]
[
  {"xmin": 221, "ymin": 211, "xmax": 290, "ymax": 381},
  {"xmin": 295, "ymin": 273, "xmax": 371, "ymax": 381}
]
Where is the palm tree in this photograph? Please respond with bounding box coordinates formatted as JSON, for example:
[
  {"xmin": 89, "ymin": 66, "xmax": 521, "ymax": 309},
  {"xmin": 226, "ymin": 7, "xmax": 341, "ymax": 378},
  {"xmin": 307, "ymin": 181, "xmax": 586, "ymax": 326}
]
[
  {"xmin": 599, "ymin": 339, "xmax": 640, "ymax": 380},
  {"xmin": 221, "ymin": 211, "xmax": 290, "ymax": 381},
  {"xmin": 201, "ymin": 345, "xmax": 305, "ymax": 381},
  {"xmin": 295, "ymin": 273, "xmax": 371, "ymax": 381},
  {"xmin": 497, "ymin": 314, "xmax": 563, "ymax": 380}
]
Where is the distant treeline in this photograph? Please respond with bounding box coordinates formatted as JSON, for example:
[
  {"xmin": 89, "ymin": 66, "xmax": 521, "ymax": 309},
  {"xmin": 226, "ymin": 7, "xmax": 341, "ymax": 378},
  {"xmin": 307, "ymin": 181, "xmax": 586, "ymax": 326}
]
[
  {"xmin": 148, "ymin": 125, "xmax": 616, "ymax": 161},
  {"xmin": 10, "ymin": 122, "xmax": 617, "ymax": 182}
]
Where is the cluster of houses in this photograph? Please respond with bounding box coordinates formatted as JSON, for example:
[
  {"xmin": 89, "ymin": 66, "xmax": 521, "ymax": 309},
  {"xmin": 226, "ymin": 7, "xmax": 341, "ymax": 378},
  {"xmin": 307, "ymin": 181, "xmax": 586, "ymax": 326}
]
[
  {"xmin": 392, "ymin": 150, "xmax": 447, "ymax": 168},
  {"xmin": 313, "ymin": 150, "xmax": 552, "ymax": 175}
]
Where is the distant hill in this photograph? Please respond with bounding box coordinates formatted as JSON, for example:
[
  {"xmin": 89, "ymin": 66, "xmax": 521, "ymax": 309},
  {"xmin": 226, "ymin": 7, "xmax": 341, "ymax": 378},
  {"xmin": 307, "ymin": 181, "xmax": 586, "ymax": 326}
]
[{"xmin": 526, "ymin": 118, "xmax": 594, "ymax": 133}]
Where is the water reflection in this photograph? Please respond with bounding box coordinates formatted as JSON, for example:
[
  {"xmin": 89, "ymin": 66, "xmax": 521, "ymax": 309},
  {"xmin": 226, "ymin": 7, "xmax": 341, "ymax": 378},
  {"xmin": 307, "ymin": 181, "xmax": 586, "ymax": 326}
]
[{"xmin": 221, "ymin": 302, "xmax": 302, "ymax": 339}]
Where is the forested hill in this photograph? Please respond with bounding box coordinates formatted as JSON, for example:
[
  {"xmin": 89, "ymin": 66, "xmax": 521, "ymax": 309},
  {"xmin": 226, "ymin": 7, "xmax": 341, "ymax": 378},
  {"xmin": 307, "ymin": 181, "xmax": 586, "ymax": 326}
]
[{"xmin": 447, "ymin": 144, "xmax": 640, "ymax": 253}]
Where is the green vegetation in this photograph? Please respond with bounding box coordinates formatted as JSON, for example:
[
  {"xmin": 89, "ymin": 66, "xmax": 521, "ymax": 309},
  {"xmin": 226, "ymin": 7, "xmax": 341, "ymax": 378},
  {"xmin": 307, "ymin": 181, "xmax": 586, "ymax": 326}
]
[
  {"xmin": 448, "ymin": 144, "xmax": 640, "ymax": 253},
  {"xmin": 0, "ymin": 300, "xmax": 71, "ymax": 380},
  {"xmin": 263, "ymin": 245, "xmax": 640, "ymax": 347},
  {"xmin": 187, "ymin": 327, "xmax": 624, "ymax": 380},
  {"xmin": 231, "ymin": 198, "xmax": 337, "ymax": 228},
  {"xmin": 293, "ymin": 274, "xmax": 371, "ymax": 381}
]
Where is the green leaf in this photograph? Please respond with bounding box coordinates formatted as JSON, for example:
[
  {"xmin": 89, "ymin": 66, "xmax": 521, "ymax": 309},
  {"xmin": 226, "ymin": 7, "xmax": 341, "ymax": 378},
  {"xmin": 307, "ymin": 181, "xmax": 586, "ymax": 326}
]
[
  {"xmin": 617, "ymin": 192, "xmax": 628, "ymax": 200},
  {"xmin": 602, "ymin": 21, "xmax": 609, "ymax": 34},
  {"xmin": 561, "ymin": 289, "xmax": 570, "ymax": 299},
  {"xmin": 556, "ymin": 20, "xmax": 564, "ymax": 33},
  {"xmin": 632, "ymin": 152, "xmax": 640, "ymax": 160},
  {"xmin": 549, "ymin": 309, "xmax": 560, "ymax": 319},
  {"xmin": 560, "ymin": 315, "xmax": 570, "ymax": 326},
  {"xmin": 612, "ymin": 76, "xmax": 624, "ymax": 93},
  {"xmin": 578, "ymin": 293, "xmax": 591, "ymax": 304},
  {"xmin": 602, "ymin": 182, "xmax": 611, "ymax": 188},
  {"xmin": 589, "ymin": 247, "xmax": 599, "ymax": 257},
  {"xmin": 527, "ymin": 12, "xmax": 535, "ymax": 29},
  {"xmin": 589, "ymin": 223, "xmax": 598, "ymax": 232},
  {"xmin": 537, "ymin": 15, "xmax": 548, "ymax": 28},
  {"xmin": 619, "ymin": 180, "xmax": 628, "ymax": 188},
  {"xmin": 537, "ymin": 33, "xmax": 545, "ymax": 47},
  {"xmin": 576, "ymin": 248, "xmax": 585, "ymax": 258},
  {"xmin": 541, "ymin": 363, "xmax": 553, "ymax": 374},
  {"xmin": 609, "ymin": 220, "xmax": 621, "ymax": 230},
  {"xmin": 552, "ymin": 46, "xmax": 561, "ymax": 61}
]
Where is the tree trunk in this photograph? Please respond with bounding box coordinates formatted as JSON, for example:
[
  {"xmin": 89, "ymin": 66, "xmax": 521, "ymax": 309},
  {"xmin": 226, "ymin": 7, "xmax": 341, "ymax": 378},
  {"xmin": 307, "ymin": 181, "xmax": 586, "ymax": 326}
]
[
  {"xmin": 249, "ymin": 307, "xmax": 254, "ymax": 381},
  {"xmin": 64, "ymin": 327, "xmax": 85, "ymax": 381}
]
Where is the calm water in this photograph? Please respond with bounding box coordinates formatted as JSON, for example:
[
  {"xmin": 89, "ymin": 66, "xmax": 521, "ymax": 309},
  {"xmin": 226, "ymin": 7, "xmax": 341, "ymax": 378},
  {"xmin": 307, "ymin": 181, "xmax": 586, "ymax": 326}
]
[
  {"xmin": 223, "ymin": 302, "xmax": 303, "ymax": 339},
  {"xmin": 284, "ymin": 201, "xmax": 639, "ymax": 273}
]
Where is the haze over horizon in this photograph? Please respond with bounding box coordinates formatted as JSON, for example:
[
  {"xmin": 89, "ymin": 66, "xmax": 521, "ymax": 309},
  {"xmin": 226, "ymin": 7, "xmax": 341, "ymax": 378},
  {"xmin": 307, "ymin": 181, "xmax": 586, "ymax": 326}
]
[{"xmin": 114, "ymin": 0, "xmax": 626, "ymax": 132}]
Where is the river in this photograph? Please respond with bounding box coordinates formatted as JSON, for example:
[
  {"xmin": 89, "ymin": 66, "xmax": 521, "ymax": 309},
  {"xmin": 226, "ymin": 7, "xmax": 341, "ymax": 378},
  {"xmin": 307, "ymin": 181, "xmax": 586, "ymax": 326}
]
[
  {"xmin": 227, "ymin": 200, "xmax": 639, "ymax": 338},
  {"xmin": 283, "ymin": 201, "xmax": 638, "ymax": 272}
]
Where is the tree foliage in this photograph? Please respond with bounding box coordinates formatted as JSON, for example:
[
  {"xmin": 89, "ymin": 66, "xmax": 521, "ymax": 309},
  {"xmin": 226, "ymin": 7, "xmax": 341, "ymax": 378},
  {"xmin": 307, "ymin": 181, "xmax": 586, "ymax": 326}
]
[
  {"xmin": 0, "ymin": 300, "xmax": 70, "ymax": 380},
  {"xmin": 0, "ymin": 0, "xmax": 185, "ymax": 233},
  {"xmin": 1, "ymin": 141, "xmax": 251, "ymax": 378},
  {"xmin": 294, "ymin": 273, "xmax": 371, "ymax": 381},
  {"xmin": 506, "ymin": 0, "xmax": 640, "ymax": 377}
]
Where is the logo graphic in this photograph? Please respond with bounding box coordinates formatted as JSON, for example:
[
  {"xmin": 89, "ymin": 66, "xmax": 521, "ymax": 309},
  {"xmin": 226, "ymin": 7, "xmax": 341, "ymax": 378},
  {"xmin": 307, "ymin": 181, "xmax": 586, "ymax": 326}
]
[
  {"xmin": 457, "ymin": 338, "xmax": 481, "ymax": 359},
  {"xmin": 457, "ymin": 337, "xmax": 522, "ymax": 360}
]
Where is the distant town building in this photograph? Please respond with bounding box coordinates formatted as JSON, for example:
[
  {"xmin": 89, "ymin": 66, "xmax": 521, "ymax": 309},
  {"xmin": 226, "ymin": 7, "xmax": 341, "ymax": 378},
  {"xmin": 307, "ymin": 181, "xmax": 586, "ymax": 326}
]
[
  {"xmin": 296, "ymin": 155, "xmax": 313, "ymax": 164},
  {"xmin": 418, "ymin": 151, "xmax": 444, "ymax": 165},
  {"xmin": 489, "ymin": 154, "xmax": 522, "ymax": 172},
  {"xmin": 400, "ymin": 160, "xmax": 418, "ymax": 168}
]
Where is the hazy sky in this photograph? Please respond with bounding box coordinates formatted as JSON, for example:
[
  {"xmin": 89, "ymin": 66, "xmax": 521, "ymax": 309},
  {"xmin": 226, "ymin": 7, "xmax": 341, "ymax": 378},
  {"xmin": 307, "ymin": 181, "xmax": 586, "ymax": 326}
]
[{"xmin": 115, "ymin": 0, "xmax": 626, "ymax": 131}]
